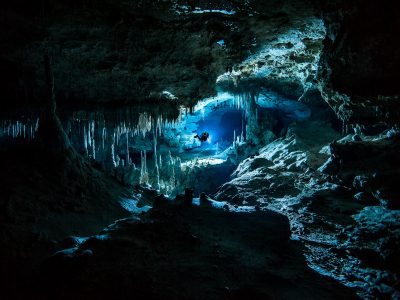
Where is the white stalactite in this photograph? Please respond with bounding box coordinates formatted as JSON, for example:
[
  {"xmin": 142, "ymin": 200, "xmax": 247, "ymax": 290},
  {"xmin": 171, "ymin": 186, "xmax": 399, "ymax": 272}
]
[{"xmin": 126, "ymin": 132, "xmax": 130, "ymax": 166}]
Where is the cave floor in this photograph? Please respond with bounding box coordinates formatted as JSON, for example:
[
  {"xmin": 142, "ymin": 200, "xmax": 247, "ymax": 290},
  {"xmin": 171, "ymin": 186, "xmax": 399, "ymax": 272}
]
[{"xmin": 33, "ymin": 203, "xmax": 357, "ymax": 300}]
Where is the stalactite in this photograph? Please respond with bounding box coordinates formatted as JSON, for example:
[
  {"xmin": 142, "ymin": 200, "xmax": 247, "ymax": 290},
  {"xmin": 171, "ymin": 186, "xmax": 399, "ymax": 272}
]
[
  {"xmin": 115, "ymin": 155, "xmax": 120, "ymax": 168},
  {"xmin": 144, "ymin": 150, "xmax": 147, "ymax": 175},
  {"xmin": 170, "ymin": 167, "xmax": 175, "ymax": 189},
  {"xmin": 91, "ymin": 120, "xmax": 95, "ymax": 159},
  {"xmin": 92, "ymin": 135, "xmax": 96, "ymax": 159},
  {"xmin": 137, "ymin": 112, "xmax": 152, "ymax": 138},
  {"xmin": 83, "ymin": 126, "xmax": 88, "ymax": 152},
  {"xmin": 102, "ymin": 127, "xmax": 106, "ymax": 151},
  {"xmin": 111, "ymin": 143, "xmax": 117, "ymax": 168},
  {"xmin": 87, "ymin": 122, "xmax": 91, "ymax": 148},
  {"xmin": 140, "ymin": 151, "xmax": 144, "ymax": 180},
  {"xmin": 175, "ymin": 156, "xmax": 182, "ymax": 170},
  {"xmin": 153, "ymin": 122, "xmax": 158, "ymax": 169},
  {"xmin": 126, "ymin": 132, "xmax": 130, "ymax": 166},
  {"xmin": 140, "ymin": 150, "xmax": 149, "ymax": 185},
  {"xmin": 155, "ymin": 164, "xmax": 160, "ymax": 190}
]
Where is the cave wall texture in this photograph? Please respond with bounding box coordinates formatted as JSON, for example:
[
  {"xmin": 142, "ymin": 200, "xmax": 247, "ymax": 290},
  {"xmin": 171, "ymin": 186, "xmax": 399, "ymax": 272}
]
[
  {"xmin": 1, "ymin": 1, "xmax": 399, "ymax": 119},
  {"xmin": 1, "ymin": 0, "xmax": 260, "ymax": 109},
  {"xmin": 315, "ymin": 0, "xmax": 400, "ymax": 125},
  {"xmin": 1, "ymin": 0, "xmax": 399, "ymax": 129}
]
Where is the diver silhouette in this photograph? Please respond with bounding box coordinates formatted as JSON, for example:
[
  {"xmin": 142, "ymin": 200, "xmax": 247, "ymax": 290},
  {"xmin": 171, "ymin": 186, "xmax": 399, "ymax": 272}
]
[{"xmin": 194, "ymin": 132, "xmax": 209, "ymax": 142}]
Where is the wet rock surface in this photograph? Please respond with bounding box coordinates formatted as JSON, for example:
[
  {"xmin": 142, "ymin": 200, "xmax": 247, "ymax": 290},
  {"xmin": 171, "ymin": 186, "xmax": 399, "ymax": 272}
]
[
  {"xmin": 1, "ymin": 0, "xmax": 318, "ymax": 110},
  {"xmin": 214, "ymin": 116, "xmax": 400, "ymax": 298}
]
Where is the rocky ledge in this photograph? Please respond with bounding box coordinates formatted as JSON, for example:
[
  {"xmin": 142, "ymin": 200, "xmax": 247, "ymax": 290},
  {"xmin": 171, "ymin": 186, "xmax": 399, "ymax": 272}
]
[{"xmin": 214, "ymin": 115, "xmax": 400, "ymax": 298}]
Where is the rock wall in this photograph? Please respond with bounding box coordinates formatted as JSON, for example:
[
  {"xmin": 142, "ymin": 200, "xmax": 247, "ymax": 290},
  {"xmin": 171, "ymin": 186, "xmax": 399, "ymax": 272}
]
[
  {"xmin": 1, "ymin": 0, "xmax": 290, "ymax": 110},
  {"xmin": 315, "ymin": 0, "xmax": 400, "ymax": 126}
]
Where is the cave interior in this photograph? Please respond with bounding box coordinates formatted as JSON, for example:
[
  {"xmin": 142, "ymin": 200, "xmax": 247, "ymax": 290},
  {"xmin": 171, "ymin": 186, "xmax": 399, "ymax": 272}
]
[{"xmin": 1, "ymin": 0, "xmax": 400, "ymax": 299}]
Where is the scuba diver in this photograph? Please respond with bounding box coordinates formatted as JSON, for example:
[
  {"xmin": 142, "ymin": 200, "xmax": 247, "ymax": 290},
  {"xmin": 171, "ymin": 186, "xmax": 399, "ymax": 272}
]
[
  {"xmin": 194, "ymin": 131, "xmax": 209, "ymax": 142},
  {"xmin": 184, "ymin": 131, "xmax": 210, "ymax": 152}
]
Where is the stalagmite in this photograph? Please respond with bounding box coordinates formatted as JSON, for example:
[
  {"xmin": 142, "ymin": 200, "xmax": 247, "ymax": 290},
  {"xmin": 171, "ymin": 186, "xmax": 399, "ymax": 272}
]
[
  {"xmin": 140, "ymin": 150, "xmax": 149, "ymax": 185},
  {"xmin": 115, "ymin": 154, "xmax": 120, "ymax": 169}
]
